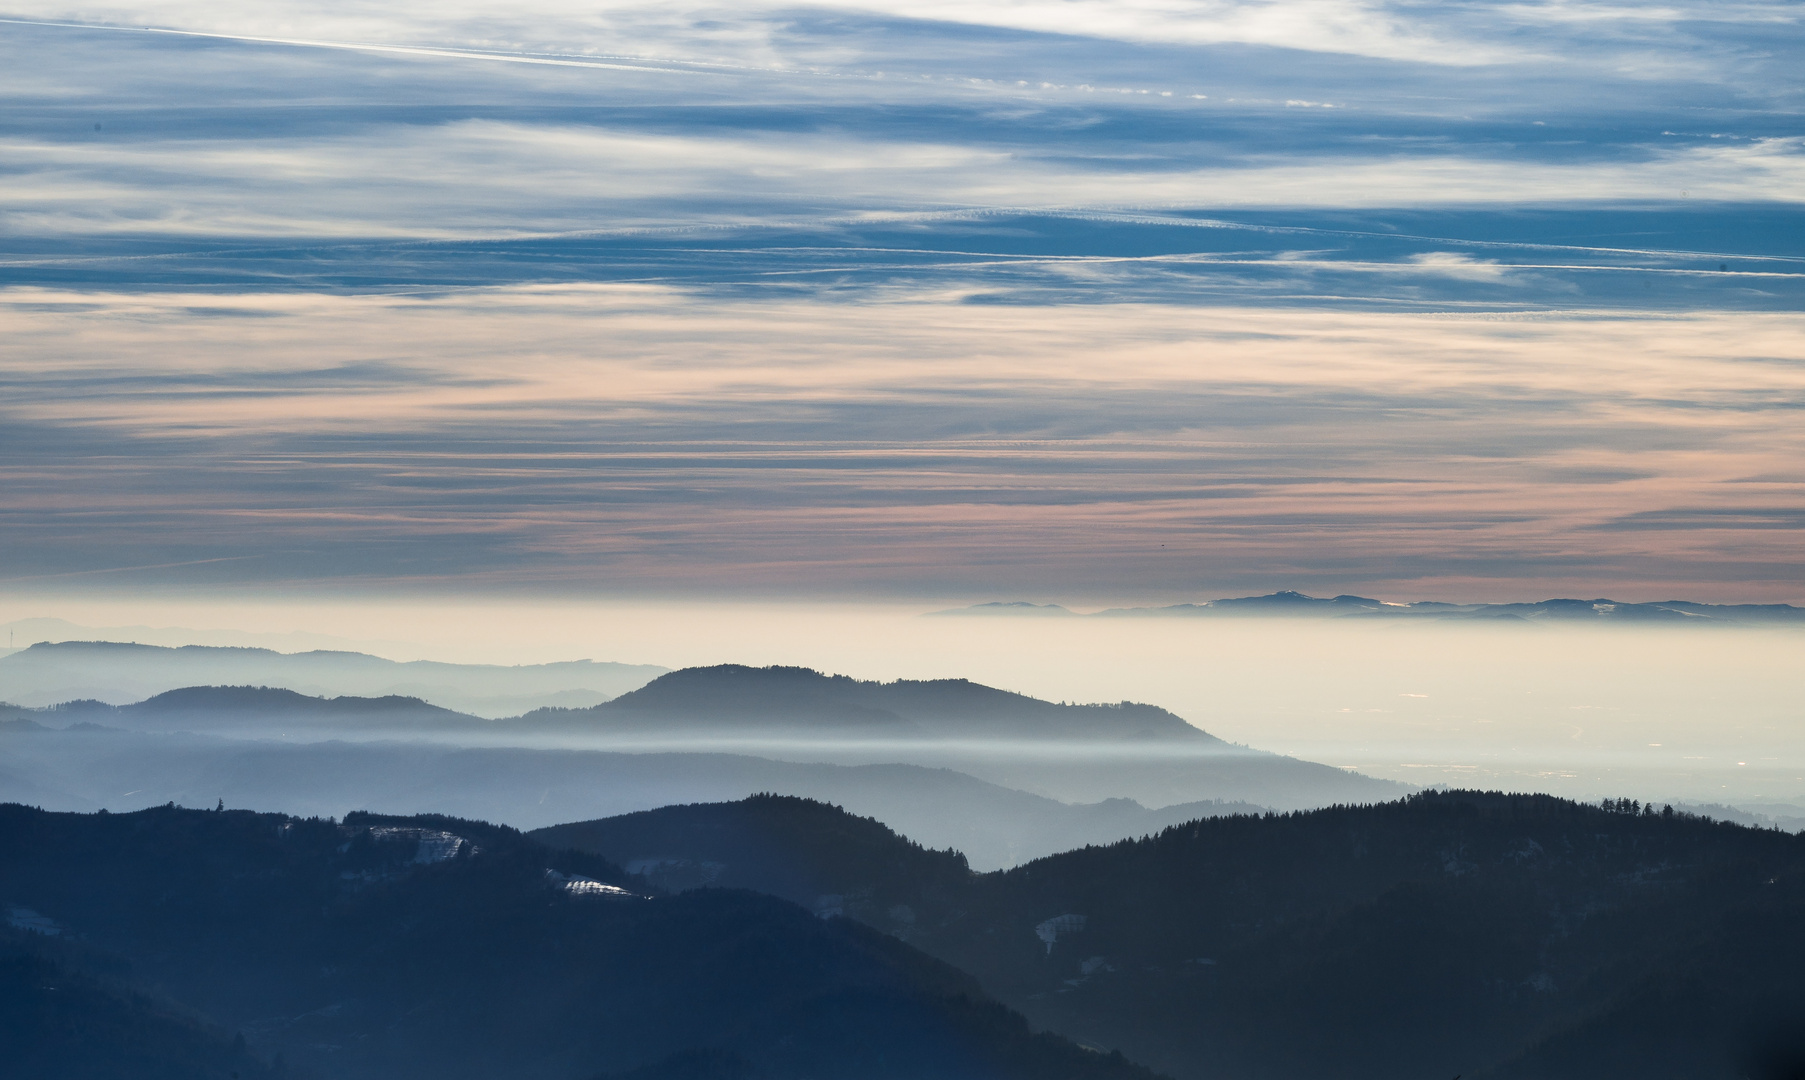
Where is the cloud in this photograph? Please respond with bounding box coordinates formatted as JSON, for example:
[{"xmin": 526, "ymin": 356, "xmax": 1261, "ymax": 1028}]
[
  {"xmin": 5, "ymin": 117, "xmax": 1802, "ymax": 243},
  {"xmin": 1, "ymin": 285, "xmax": 1801, "ymax": 598},
  {"xmin": 0, "ymin": 3, "xmax": 1799, "ymax": 603},
  {"xmin": 2, "ymin": 3, "xmax": 1797, "ymax": 255},
  {"xmin": 1406, "ymin": 252, "xmax": 1510, "ymax": 280},
  {"xmin": 11, "ymin": 0, "xmax": 1800, "ymax": 70}
]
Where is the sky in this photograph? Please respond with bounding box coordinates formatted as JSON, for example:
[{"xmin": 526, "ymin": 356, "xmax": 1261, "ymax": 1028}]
[
  {"xmin": 1, "ymin": 1, "xmax": 1802, "ymax": 606},
  {"xmin": 2, "ymin": 2, "xmax": 1803, "ymax": 810}
]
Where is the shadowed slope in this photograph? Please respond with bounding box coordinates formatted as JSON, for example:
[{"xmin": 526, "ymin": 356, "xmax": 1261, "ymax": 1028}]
[
  {"xmin": 540, "ymin": 791, "xmax": 1805, "ymax": 1080},
  {"xmin": 0, "ymin": 802, "xmax": 1163, "ymax": 1080},
  {"xmin": 534, "ymin": 793, "xmax": 975, "ymax": 928}
]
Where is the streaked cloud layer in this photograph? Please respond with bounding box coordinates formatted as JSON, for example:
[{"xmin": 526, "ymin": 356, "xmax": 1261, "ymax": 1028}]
[
  {"xmin": 0, "ymin": 0, "xmax": 1800, "ymax": 600},
  {"xmin": 4, "ymin": 287, "xmax": 1801, "ymax": 599}
]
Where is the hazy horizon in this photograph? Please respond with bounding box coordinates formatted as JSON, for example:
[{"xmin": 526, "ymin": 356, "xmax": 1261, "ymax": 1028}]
[
  {"xmin": 3, "ymin": 598, "xmax": 1799, "ymax": 813},
  {"xmin": 2, "ymin": 0, "xmax": 1801, "ymax": 842}
]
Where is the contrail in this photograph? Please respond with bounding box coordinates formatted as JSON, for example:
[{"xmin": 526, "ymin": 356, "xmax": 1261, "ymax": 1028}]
[{"xmin": 0, "ymin": 16, "xmax": 753, "ymax": 78}]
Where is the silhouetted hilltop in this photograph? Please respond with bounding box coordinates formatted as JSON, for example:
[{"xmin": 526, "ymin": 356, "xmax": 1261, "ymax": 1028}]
[
  {"xmin": 21, "ymin": 666, "xmax": 1218, "ymax": 744},
  {"xmin": 0, "ymin": 716, "xmax": 1283, "ymax": 869},
  {"xmin": 1203, "ymin": 590, "xmax": 1386, "ymax": 612},
  {"xmin": 959, "ymin": 791, "xmax": 1805, "ymax": 1080},
  {"xmin": 12, "ymin": 670, "xmax": 1402, "ymax": 826},
  {"xmin": 41, "ymin": 684, "xmax": 483, "ymax": 735},
  {"xmin": 0, "ymin": 640, "xmax": 665, "ymax": 715},
  {"xmin": 0, "ymin": 802, "xmax": 1162, "ymax": 1080},
  {"xmin": 541, "ymin": 791, "xmax": 1805, "ymax": 1080},
  {"xmin": 15, "ymin": 662, "xmax": 1217, "ymax": 744},
  {"xmin": 138, "ymin": 684, "xmax": 443, "ymax": 715},
  {"xmin": 543, "ymin": 665, "xmax": 1218, "ymax": 742},
  {"xmin": 937, "ymin": 591, "xmax": 1805, "ymax": 624},
  {"xmin": 533, "ymin": 794, "xmax": 974, "ymax": 930}
]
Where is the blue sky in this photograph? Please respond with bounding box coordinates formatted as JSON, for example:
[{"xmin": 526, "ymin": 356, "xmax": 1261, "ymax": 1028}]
[{"xmin": 1, "ymin": 1, "xmax": 1802, "ymax": 602}]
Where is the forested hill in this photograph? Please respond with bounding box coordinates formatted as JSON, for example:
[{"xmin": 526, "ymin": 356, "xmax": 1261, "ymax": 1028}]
[
  {"xmin": 530, "ymin": 664, "xmax": 1219, "ymax": 741},
  {"xmin": 542, "ymin": 791, "xmax": 1805, "ymax": 1080},
  {"xmin": 956, "ymin": 792, "xmax": 1805, "ymax": 1080},
  {"xmin": 0, "ymin": 802, "xmax": 1161, "ymax": 1080},
  {"xmin": 0, "ymin": 948, "xmax": 278, "ymax": 1080},
  {"xmin": 533, "ymin": 793, "xmax": 976, "ymax": 921}
]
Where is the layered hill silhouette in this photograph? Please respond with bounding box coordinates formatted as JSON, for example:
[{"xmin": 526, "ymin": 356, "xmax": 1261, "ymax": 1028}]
[
  {"xmin": 40, "ymin": 685, "xmax": 481, "ymax": 734},
  {"xmin": 14, "ymin": 663, "xmax": 1220, "ymax": 743},
  {"xmin": 525, "ymin": 665, "xmax": 1218, "ymax": 741},
  {"xmin": 8, "ymin": 665, "xmax": 1408, "ymax": 813},
  {"xmin": 938, "ymin": 590, "xmax": 1805, "ymax": 624},
  {"xmin": 0, "ymin": 640, "xmax": 665, "ymax": 715},
  {"xmin": 0, "ymin": 718, "xmax": 1265, "ymax": 869},
  {"xmin": 0, "ymin": 802, "xmax": 1162, "ymax": 1080},
  {"xmin": 516, "ymin": 666, "xmax": 1404, "ymax": 808},
  {"xmin": 541, "ymin": 792, "xmax": 1805, "ymax": 1080}
]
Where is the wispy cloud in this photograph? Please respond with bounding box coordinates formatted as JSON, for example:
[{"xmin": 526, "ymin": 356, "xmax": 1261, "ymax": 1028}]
[
  {"xmin": 1, "ymin": 1, "xmax": 1799, "ymax": 601},
  {"xmin": 5, "ymin": 120, "xmax": 1802, "ymax": 242},
  {"xmin": 2, "ymin": 286, "xmax": 1800, "ymax": 598},
  {"xmin": 9, "ymin": 0, "xmax": 1800, "ymax": 69}
]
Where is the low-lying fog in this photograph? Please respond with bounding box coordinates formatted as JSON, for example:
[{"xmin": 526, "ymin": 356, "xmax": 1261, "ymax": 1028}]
[{"xmin": 6, "ymin": 598, "xmax": 1802, "ymax": 814}]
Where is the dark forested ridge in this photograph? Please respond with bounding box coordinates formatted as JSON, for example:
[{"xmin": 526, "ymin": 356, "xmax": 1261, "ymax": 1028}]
[
  {"xmin": 533, "ymin": 794, "xmax": 977, "ymax": 926},
  {"xmin": 0, "ymin": 802, "xmax": 1160, "ymax": 1080},
  {"xmin": 0, "ymin": 947, "xmax": 278, "ymax": 1080},
  {"xmin": 541, "ymin": 792, "xmax": 1805, "ymax": 1080}
]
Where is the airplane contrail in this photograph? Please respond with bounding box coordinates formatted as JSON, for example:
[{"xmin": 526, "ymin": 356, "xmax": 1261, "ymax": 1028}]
[{"xmin": 0, "ymin": 16, "xmax": 758, "ymax": 78}]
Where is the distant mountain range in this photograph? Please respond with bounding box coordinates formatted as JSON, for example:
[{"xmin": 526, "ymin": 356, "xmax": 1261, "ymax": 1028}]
[
  {"xmin": 542, "ymin": 792, "xmax": 1805, "ymax": 1080},
  {"xmin": 5, "ymin": 656, "xmax": 1207, "ymax": 742},
  {"xmin": 0, "ymin": 640, "xmax": 667, "ymax": 715},
  {"xmin": 935, "ymin": 590, "xmax": 1805, "ymax": 624},
  {"xmin": 0, "ymin": 662, "xmax": 1406, "ymax": 867},
  {"xmin": 28, "ymin": 684, "xmax": 488, "ymax": 736},
  {"xmin": 4, "ymin": 663, "xmax": 1408, "ymax": 816},
  {"xmin": 527, "ymin": 664, "xmax": 1217, "ymax": 742},
  {"xmin": 10, "ymin": 664, "xmax": 1217, "ymax": 744},
  {"xmin": 0, "ymin": 802, "xmax": 1159, "ymax": 1080}
]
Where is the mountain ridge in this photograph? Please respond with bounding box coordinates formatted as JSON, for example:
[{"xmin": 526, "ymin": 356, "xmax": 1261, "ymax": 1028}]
[
  {"xmin": 6, "ymin": 666, "xmax": 1407, "ymax": 822},
  {"xmin": 0, "ymin": 640, "xmax": 667, "ymax": 715},
  {"xmin": 0, "ymin": 801, "xmax": 1163, "ymax": 1080},
  {"xmin": 15, "ymin": 668, "xmax": 1223, "ymax": 745},
  {"xmin": 532, "ymin": 665, "xmax": 1220, "ymax": 743},
  {"xmin": 538, "ymin": 791, "xmax": 1805, "ymax": 1080},
  {"xmin": 934, "ymin": 591, "xmax": 1805, "ymax": 623}
]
